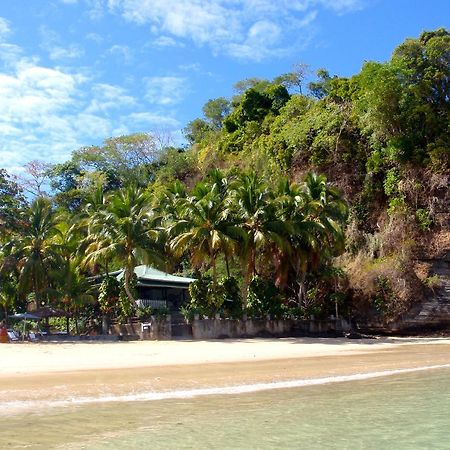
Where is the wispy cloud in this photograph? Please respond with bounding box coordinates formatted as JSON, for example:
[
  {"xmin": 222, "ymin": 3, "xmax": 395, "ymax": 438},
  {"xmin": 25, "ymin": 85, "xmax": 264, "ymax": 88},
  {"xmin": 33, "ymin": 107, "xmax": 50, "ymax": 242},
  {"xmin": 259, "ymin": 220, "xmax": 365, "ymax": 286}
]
[
  {"xmin": 40, "ymin": 27, "xmax": 85, "ymax": 61},
  {"xmin": 144, "ymin": 76, "xmax": 188, "ymax": 105},
  {"xmin": 49, "ymin": 45, "xmax": 84, "ymax": 60},
  {"xmin": 108, "ymin": 44, "xmax": 133, "ymax": 62},
  {"xmin": 86, "ymin": 32, "xmax": 104, "ymax": 43},
  {"xmin": 105, "ymin": 0, "xmax": 364, "ymax": 61},
  {"xmin": 0, "ymin": 27, "xmax": 180, "ymax": 174},
  {"xmin": 0, "ymin": 17, "xmax": 11, "ymax": 41},
  {"xmin": 152, "ymin": 35, "xmax": 184, "ymax": 48},
  {"xmin": 86, "ymin": 83, "xmax": 136, "ymax": 113}
]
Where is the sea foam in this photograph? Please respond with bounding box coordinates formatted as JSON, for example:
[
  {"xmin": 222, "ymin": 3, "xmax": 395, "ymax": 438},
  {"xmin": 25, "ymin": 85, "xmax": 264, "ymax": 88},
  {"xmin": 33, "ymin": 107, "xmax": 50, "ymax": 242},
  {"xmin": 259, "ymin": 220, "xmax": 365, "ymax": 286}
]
[{"xmin": 4, "ymin": 363, "xmax": 450, "ymax": 415}]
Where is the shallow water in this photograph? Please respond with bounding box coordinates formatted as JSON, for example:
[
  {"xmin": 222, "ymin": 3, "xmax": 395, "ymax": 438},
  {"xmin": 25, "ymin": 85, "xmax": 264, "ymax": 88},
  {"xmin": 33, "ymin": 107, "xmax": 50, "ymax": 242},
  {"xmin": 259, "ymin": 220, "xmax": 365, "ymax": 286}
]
[{"xmin": 2, "ymin": 367, "xmax": 450, "ymax": 449}]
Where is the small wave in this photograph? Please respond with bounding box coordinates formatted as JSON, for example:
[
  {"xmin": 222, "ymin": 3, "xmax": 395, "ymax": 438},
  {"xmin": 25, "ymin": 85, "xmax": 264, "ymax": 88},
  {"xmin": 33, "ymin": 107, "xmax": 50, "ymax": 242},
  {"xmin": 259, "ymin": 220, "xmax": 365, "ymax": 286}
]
[{"xmin": 4, "ymin": 363, "xmax": 450, "ymax": 415}]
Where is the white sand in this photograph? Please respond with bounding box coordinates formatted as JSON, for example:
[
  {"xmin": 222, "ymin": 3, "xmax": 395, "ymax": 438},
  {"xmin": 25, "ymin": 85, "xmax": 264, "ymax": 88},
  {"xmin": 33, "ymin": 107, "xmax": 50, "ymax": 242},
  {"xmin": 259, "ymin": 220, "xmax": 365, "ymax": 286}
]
[{"xmin": 2, "ymin": 336, "xmax": 450, "ymax": 376}]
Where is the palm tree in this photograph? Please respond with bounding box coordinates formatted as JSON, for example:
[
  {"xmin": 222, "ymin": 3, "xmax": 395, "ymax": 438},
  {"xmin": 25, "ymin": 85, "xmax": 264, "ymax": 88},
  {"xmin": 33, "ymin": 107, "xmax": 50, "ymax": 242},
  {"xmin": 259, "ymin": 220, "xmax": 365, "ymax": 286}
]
[
  {"xmin": 230, "ymin": 171, "xmax": 288, "ymax": 300},
  {"xmin": 15, "ymin": 197, "xmax": 62, "ymax": 308},
  {"xmin": 302, "ymin": 172, "xmax": 347, "ymax": 264},
  {"xmin": 271, "ymin": 177, "xmax": 321, "ymax": 305},
  {"xmin": 168, "ymin": 170, "xmax": 241, "ymax": 286},
  {"xmin": 55, "ymin": 259, "xmax": 95, "ymax": 334},
  {"xmin": 83, "ymin": 185, "xmax": 161, "ymax": 305},
  {"xmin": 288, "ymin": 172, "xmax": 347, "ymax": 306}
]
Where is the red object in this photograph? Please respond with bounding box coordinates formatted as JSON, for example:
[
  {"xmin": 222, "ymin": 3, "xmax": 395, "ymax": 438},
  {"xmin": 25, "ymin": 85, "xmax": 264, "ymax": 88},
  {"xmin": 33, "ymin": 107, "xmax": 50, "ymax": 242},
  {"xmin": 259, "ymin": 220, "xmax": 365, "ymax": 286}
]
[{"xmin": 0, "ymin": 325, "xmax": 8, "ymax": 343}]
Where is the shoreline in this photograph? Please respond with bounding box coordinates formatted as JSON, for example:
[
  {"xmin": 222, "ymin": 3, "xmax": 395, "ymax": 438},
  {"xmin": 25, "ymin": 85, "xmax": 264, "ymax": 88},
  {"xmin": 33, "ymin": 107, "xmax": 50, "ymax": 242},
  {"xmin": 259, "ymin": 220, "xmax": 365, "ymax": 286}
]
[{"xmin": 2, "ymin": 337, "xmax": 450, "ymax": 409}]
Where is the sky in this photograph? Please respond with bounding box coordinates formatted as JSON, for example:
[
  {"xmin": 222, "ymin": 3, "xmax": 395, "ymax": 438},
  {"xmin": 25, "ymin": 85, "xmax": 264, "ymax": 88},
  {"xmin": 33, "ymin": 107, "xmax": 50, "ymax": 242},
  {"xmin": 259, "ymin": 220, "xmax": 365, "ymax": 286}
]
[{"xmin": 0, "ymin": 0, "xmax": 448, "ymax": 175}]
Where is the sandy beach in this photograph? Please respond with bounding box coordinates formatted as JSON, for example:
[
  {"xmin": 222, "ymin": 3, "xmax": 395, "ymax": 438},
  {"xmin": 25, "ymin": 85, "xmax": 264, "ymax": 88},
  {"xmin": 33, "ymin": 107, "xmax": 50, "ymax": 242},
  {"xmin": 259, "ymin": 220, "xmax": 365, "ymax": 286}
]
[{"xmin": 2, "ymin": 337, "xmax": 450, "ymax": 407}]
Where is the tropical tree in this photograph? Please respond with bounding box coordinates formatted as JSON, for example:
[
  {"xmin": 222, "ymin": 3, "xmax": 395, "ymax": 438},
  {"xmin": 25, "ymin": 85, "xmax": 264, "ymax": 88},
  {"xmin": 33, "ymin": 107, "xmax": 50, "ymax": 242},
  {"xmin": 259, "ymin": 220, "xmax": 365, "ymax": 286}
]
[
  {"xmin": 14, "ymin": 197, "xmax": 62, "ymax": 308},
  {"xmin": 168, "ymin": 170, "xmax": 241, "ymax": 287},
  {"xmin": 230, "ymin": 171, "xmax": 288, "ymax": 300},
  {"xmin": 53, "ymin": 259, "xmax": 95, "ymax": 334},
  {"xmin": 84, "ymin": 185, "xmax": 161, "ymax": 305}
]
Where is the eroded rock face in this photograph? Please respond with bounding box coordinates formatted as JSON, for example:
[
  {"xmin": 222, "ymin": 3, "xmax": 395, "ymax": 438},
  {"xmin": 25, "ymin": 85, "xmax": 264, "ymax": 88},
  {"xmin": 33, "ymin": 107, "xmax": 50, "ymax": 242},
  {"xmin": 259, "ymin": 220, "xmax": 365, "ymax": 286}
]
[
  {"xmin": 388, "ymin": 201, "xmax": 450, "ymax": 332},
  {"xmin": 382, "ymin": 252, "xmax": 450, "ymax": 333}
]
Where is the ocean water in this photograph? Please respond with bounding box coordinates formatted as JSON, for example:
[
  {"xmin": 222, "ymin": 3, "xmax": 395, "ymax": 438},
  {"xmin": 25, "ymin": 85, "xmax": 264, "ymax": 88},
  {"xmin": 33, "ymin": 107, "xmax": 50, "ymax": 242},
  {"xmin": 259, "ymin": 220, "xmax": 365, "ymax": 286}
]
[{"xmin": 2, "ymin": 367, "xmax": 450, "ymax": 449}]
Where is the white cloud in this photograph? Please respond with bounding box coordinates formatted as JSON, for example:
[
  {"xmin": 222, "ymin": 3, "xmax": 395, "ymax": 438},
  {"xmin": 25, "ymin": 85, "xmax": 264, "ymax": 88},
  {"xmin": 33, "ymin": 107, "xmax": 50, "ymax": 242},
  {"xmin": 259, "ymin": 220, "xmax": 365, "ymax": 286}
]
[
  {"xmin": 317, "ymin": 0, "xmax": 363, "ymax": 13},
  {"xmin": 0, "ymin": 17, "xmax": 11, "ymax": 41},
  {"xmin": 108, "ymin": 44, "xmax": 133, "ymax": 62},
  {"xmin": 144, "ymin": 76, "xmax": 188, "ymax": 105},
  {"xmin": 0, "ymin": 43, "xmax": 23, "ymax": 66},
  {"xmin": 49, "ymin": 45, "xmax": 85, "ymax": 60},
  {"xmin": 86, "ymin": 83, "xmax": 136, "ymax": 113},
  {"xmin": 178, "ymin": 63, "xmax": 201, "ymax": 72},
  {"xmin": 86, "ymin": 32, "xmax": 104, "ymax": 43},
  {"xmin": 105, "ymin": 0, "xmax": 363, "ymax": 61},
  {"xmin": 0, "ymin": 18, "xmax": 185, "ymax": 175},
  {"xmin": 152, "ymin": 35, "xmax": 184, "ymax": 48},
  {"xmin": 0, "ymin": 47, "xmax": 139, "ymax": 173},
  {"xmin": 40, "ymin": 27, "xmax": 85, "ymax": 61}
]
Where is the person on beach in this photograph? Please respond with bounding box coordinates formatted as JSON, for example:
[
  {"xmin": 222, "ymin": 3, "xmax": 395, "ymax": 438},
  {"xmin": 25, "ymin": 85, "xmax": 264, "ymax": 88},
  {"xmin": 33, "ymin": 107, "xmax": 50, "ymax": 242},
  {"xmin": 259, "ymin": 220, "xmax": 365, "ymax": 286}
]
[{"xmin": 0, "ymin": 320, "xmax": 9, "ymax": 343}]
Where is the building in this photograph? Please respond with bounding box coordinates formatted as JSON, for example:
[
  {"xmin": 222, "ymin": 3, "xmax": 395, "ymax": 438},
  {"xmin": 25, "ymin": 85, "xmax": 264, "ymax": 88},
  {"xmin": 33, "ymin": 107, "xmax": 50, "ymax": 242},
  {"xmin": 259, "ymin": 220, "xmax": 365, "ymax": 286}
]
[{"xmin": 112, "ymin": 265, "xmax": 195, "ymax": 312}]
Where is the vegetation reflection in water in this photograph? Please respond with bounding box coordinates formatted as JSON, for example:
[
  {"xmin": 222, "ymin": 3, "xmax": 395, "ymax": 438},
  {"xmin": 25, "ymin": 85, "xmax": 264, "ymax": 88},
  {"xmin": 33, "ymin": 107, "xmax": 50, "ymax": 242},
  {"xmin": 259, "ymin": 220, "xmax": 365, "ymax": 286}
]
[{"xmin": 2, "ymin": 368, "xmax": 450, "ymax": 449}]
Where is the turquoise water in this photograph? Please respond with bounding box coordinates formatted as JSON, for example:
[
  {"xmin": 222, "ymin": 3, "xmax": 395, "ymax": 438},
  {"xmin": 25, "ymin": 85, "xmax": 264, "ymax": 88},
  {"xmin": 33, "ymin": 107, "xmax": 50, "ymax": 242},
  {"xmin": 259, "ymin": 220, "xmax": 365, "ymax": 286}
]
[{"xmin": 2, "ymin": 368, "xmax": 450, "ymax": 449}]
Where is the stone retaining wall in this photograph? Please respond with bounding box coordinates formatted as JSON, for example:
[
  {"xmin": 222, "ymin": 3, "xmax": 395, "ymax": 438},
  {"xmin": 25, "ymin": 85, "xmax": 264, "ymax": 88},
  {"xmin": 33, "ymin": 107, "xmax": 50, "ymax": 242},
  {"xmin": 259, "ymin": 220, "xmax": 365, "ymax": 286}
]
[
  {"xmin": 191, "ymin": 317, "xmax": 351, "ymax": 340},
  {"xmin": 110, "ymin": 316, "xmax": 171, "ymax": 340}
]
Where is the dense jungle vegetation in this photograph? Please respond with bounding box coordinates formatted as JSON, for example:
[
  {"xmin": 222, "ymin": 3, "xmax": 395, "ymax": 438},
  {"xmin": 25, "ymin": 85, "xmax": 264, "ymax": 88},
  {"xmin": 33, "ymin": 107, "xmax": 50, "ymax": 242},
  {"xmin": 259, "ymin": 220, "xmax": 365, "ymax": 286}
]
[{"xmin": 0, "ymin": 29, "xmax": 449, "ymax": 330}]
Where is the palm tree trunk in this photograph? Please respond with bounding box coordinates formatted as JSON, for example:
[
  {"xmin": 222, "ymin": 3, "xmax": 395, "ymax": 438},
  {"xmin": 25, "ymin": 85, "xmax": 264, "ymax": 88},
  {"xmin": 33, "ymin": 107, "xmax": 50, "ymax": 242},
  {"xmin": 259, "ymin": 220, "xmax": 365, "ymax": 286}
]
[
  {"xmin": 224, "ymin": 253, "xmax": 230, "ymax": 278},
  {"xmin": 123, "ymin": 268, "xmax": 135, "ymax": 304},
  {"xmin": 242, "ymin": 246, "xmax": 255, "ymax": 310},
  {"xmin": 33, "ymin": 276, "xmax": 40, "ymax": 309},
  {"xmin": 211, "ymin": 250, "xmax": 218, "ymax": 289},
  {"xmin": 297, "ymin": 272, "xmax": 306, "ymax": 308}
]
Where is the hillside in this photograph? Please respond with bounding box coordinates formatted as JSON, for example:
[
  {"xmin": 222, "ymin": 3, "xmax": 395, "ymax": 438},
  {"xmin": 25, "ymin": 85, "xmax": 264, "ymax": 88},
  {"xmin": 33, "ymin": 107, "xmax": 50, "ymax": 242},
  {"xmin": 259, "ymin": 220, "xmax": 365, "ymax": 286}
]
[{"xmin": 1, "ymin": 28, "xmax": 449, "ymax": 333}]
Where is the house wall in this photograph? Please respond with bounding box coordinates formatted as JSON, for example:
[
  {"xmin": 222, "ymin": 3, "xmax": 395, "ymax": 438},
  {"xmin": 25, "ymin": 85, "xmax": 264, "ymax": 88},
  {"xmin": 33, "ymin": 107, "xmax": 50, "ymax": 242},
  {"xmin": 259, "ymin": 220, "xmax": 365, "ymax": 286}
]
[{"xmin": 137, "ymin": 286, "xmax": 188, "ymax": 311}]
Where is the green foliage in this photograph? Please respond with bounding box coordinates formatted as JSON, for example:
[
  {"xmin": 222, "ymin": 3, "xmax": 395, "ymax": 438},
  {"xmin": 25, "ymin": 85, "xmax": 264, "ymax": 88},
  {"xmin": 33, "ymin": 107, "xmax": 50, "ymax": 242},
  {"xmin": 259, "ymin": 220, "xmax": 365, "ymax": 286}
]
[
  {"xmin": 117, "ymin": 274, "xmax": 138, "ymax": 323},
  {"xmin": 372, "ymin": 275, "xmax": 397, "ymax": 316},
  {"xmin": 98, "ymin": 276, "xmax": 120, "ymax": 316},
  {"xmin": 424, "ymin": 274, "xmax": 441, "ymax": 292},
  {"xmin": 202, "ymin": 97, "xmax": 230, "ymax": 129},
  {"xmin": 187, "ymin": 275, "xmax": 224, "ymax": 317},
  {"xmin": 219, "ymin": 276, "xmax": 242, "ymax": 318},
  {"xmin": 247, "ymin": 276, "xmax": 284, "ymax": 318},
  {"xmin": 136, "ymin": 306, "xmax": 153, "ymax": 321},
  {"xmin": 3, "ymin": 28, "xmax": 448, "ymax": 326},
  {"xmin": 0, "ymin": 169, "xmax": 26, "ymax": 237},
  {"xmin": 415, "ymin": 208, "xmax": 433, "ymax": 231},
  {"xmin": 383, "ymin": 168, "xmax": 400, "ymax": 197},
  {"xmin": 387, "ymin": 196, "xmax": 408, "ymax": 216},
  {"xmin": 308, "ymin": 68, "xmax": 334, "ymax": 99},
  {"xmin": 183, "ymin": 118, "xmax": 215, "ymax": 145}
]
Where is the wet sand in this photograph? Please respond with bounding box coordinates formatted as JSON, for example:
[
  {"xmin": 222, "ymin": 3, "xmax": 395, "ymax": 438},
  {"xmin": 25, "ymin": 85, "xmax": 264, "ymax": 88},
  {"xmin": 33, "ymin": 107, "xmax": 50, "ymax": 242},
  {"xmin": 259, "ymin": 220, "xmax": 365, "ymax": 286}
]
[{"xmin": 2, "ymin": 337, "xmax": 450, "ymax": 405}]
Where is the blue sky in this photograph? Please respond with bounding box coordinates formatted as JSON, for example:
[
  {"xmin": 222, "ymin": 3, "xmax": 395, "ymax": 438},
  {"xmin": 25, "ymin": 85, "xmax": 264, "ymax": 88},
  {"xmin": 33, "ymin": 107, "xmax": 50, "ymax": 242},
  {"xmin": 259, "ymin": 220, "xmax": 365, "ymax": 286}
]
[{"xmin": 0, "ymin": 0, "xmax": 448, "ymax": 175}]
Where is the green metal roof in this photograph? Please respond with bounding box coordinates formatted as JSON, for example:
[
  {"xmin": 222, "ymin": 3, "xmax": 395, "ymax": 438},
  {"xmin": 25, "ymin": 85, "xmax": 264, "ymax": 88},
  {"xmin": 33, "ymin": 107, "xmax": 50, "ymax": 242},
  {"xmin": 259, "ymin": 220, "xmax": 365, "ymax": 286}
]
[{"xmin": 115, "ymin": 265, "xmax": 195, "ymax": 287}]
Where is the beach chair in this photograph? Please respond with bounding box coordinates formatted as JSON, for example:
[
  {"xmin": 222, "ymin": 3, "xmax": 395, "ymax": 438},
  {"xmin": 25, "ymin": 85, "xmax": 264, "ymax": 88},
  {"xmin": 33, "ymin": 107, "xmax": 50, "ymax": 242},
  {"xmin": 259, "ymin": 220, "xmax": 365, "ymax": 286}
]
[
  {"xmin": 7, "ymin": 330, "xmax": 19, "ymax": 342},
  {"xmin": 28, "ymin": 332, "xmax": 40, "ymax": 342}
]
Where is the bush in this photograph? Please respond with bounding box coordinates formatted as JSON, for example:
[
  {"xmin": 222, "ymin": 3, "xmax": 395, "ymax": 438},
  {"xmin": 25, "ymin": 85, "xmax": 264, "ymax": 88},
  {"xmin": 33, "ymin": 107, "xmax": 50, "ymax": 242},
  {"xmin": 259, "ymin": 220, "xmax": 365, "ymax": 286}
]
[
  {"xmin": 98, "ymin": 276, "xmax": 120, "ymax": 316},
  {"xmin": 415, "ymin": 208, "xmax": 432, "ymax": 231},
  {"xmin": 220, "ymin": 276, "xmax": 242, "ymax": 318},
  {"xmin": 247, "ymin": 276, "xmax": 284, "ymax": 318},
  {"xmin": 136, "ymin": 306, "xmax": 153, "ymax": 321}
]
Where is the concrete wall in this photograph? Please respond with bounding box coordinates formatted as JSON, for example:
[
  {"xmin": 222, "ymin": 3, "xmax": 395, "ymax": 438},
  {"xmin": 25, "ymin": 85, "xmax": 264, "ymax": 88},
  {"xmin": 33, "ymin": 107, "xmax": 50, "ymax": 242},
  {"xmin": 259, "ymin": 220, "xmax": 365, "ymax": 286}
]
[
  {"xmin": 191, "ymin": 317, "xmax": 351, "ymax": 340},
  {"xmin": 110, "ymin": 316, "xmax": 171, "ymax": 340}
]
